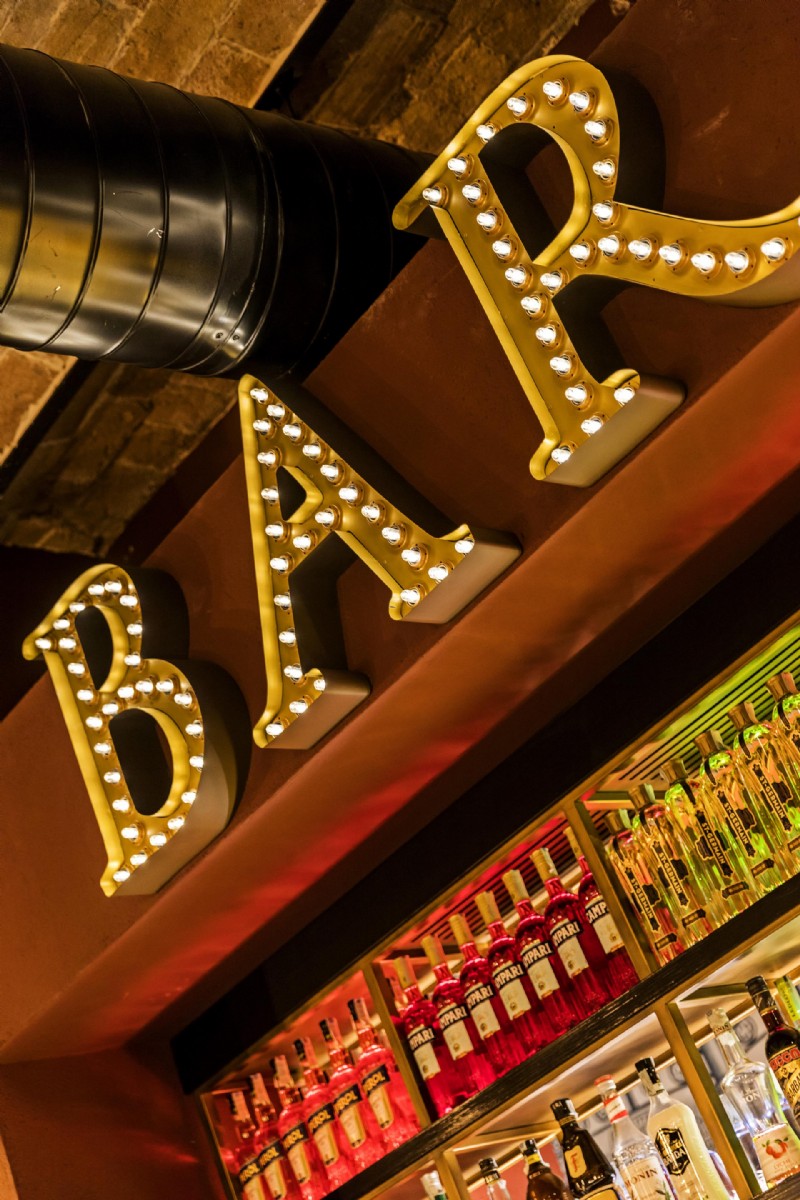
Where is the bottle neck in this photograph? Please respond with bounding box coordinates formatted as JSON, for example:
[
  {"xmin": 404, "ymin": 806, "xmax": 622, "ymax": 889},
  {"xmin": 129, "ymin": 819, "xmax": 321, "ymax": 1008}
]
[
  {"xmin": 715, "ymin": 1029, "xmax": 747, "ymax": 1068},
  {"xmin": 458, "ymin": 939, "xmax": 482, "ymax": 963},
  {"xmin": 578, "ymin": 854, "xmax": 591, "ymax": 877},
  {"xmin": 325, "ymin": 1042, "xmax": 347, "ymax": 1069},
  {"xmin": 432, "ymin": 962, "xmax": 454, "ymax": 984},
  {"xmin": 275, "ymin": 1082, "xmax": 301, "ymax": 1110},
  {"xmin": 524, "ymin": 1151, "xmax": 545, "ymax": 1172},
  {"xmin": 515, "ymin": 898, "xmax": 535, "ymax": 920},
  {"xmin": 356, "ymin": 1020, "xmax": 378, "ymax": 1049},
  {"xmin": 558, "ymin": 1117, "xmax": 580, "ymax": 1138},
  {"xmin": 760, "ymin": 1003, "xmax": 790, "ymax": 1034},
  {"xmin": 404, "ymin": 983, "xmax": 423, "ymax": 1006},
  {"xmin": 544, "ymin": 876, "xmax": 565, "ymax": 900},
  {"xmin": 487, "ymin": 920, "xmax": 507, "ymax": 942}
]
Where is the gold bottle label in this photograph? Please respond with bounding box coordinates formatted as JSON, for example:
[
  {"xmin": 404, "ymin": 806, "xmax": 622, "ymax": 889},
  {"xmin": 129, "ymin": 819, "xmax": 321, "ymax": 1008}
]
[
  {"xmin": 770, "ymin": 1047, "xmax": 800, "ymax": 1114},
  {"xmin": 332, "ymin": 1085, "xmax": 368, "ymax": 1148}
]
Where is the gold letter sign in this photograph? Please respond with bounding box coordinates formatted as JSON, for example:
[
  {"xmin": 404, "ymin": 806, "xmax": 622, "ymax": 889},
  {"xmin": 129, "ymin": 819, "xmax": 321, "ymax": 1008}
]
[
  {"xmin": 240, "ymin": 375, "xmax": 519, "ymax": 748},
  {"xmin": 23, "ymin": 565, "xmax": 241, "ymax": 896},
  {"xmin": 394, "ymin": 54, "xmax": 800, "ymax": 486}
]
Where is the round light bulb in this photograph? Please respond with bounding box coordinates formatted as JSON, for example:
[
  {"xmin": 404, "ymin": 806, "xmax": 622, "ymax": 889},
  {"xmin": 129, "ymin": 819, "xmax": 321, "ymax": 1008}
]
[
  {"xmin": 535, "ymin": 325, "xmax": 558, "ymax": 346},
  {"xmin": 67, "ymin": 663, "xmax": 86, "ymax": 676},
  {"xmin": 53, "ymin": 617, "xmax": 71, "ymax": 631},
  {"xmin": 269, "ymin": 555, "xmax": 291, "ymax": 573},
  {"xmin": 283, "ymin": 423, "xmax": 302, "ymax": 441},
  {"xmin": 284, "ymin": 664, "xmax": 304, "ymax": 682},
  {"xmin": 614, "ymin": 384, "xmax": 636, "ymax": 405},
  {"xmin": 181, "ymin": 790, "xmax": 197, "ymax": 805},
  {"xmin": 422, "ymin": 185, "xmax": 444, "ymax": 206},
  {"xmin": 691, "ymin": 250, "xmax": 717, "ymax": 274},
  {"xmin": 592, "ymin": 159, "xmax": 616, "ymax": 182},
  {"xmin": 121, "ymin": 825, "xmax": 140, "ymax": 841},
  {"xmin": 266, "ymin": 402, "xmax": 285, "ymax": 419},
  {"xmin": 581, "ymin": 414, "xmax": 605, "ymax": 435},
  {"xmin": 85, "ymin": 715, "xmax": 103, "ymax": 731},
  {"xmin": 428, "ymin": 563, "xmax": 450, "ymax": 582},
  {"xmin": 401, "ymin": 546, "xmax": 423, "ymax": 567},
  {"xmin": 476, "ymin": 123, "xmax": 496, "ymax": 142},
  {"xmin": 93, "ymin": 741, "xmax": 112, "ymax": 757},
  {"xmin": 250, "ymin": 386, "xmax": 269, "ymax": 402},
  {"xmin": 278, "ymin": 630, "xmax": 296, "ymax": 645},
  {"xmin": 252, "ymin": 418, "xmax": 271, "ymax": 434},
  {"xmin": 293, "ymin": 534, "xmax": 313, "ymax": 551},
  {"xmin": 447, "ymin": 156, "xmax": 468, "ymax": 176},
  {"xmin": 313, "ymin": 678, "xmax": 327, "ymax": 692},
  {"xmin": 302, "ymin": 443, "xmax": 322, "ymax": 459},
  {"xmin": 117, "ymin": 685, "xmax": 135, "ymax": 700},
  {"xmin": 565, "ymin": 384, "xmax": 588, "ymax": 406},
  {"xmin": 361, "ymin": 502, "xmax": 382, "ymax": 522},
  {"xmin": 761, "ymin": 237, "xmax": 787, "ymax": 262},
  {"xmin": 105, "ymin": 580, "xmax": 122, "ymax": 594},
  {"xmin": 320, "ymin": 463, "xmax": 342, "ymax": 482},
  {"xmin": 155, "ymin": 680, "xmax": 174, "ymax": 694},
  {"xmin": 592, "ymin": 201, "xmax": 616, "ymax": 223},
  {"xmin": 34, "ymin": 636, "xmax": 52, "ymax": 651},
  {"xmin": 102, "ymin": 701, "xmax": 120, "ymax": 715},
  {"xmin": 173, "ymin": 692, "xmax": 193, "ymax": 708},
  {"xmin": 540, "ymin": 271, "xmax": 564, "ymax": 292},
  {"xmin": 119, "ymin": 593, "xmax": 138, "ymax": 608},
  {"xmin": 149, "ymin": 832, "xmax": 167, "ymax": 847},
  {"xmin": 598, "ymin": 235, "xmax": 621, "ymax": 257},
  {"xmin": 126, "ymin": 622, "xmax": 143, "ymax": 636},
  {"xmin": 189, "ymin": 754, "xmax": 204, "ymax": 771},
  {"xmin": 504, "ymin": 265, "xmax": 527, "ymax": 287},
  {"xmin": 58, "ymin": 636, "xmax": 77, "ymax": 651},
  {"xmin": 257, "ymin": 450, "xmax": 279, "ymax": 467},
  {"xmin": 88, "ymin": 583, "xmax": 105, "ymax": 596},
  {"xmin": 584, "ymin": 118, "xmax": 608, "ymax": 141},
  {"xmin": 338, "ymin": 484, "xmax": 361, "ymax": 504},
  {"xmin": 266, "ymin": 722, "xmax": 285, "ymax": 737},
  {"xmin": 543, "ymin": 79, "xmax": 565, "ymax": 102},
  {"xmin": 551, "ymin": 445, "xmax": 573, "ymax": 465},
  {"xmin": 315, "ymin": 508, "xmax": 336, "ymax": 527},
  {"xmin": 506, "ymin": 95, "xmax": 530, "ymax": 117},
  {"xmin": 725, "ymin": 249, "xmax": 750, "ymax": 273},
  {"xmin": 113, "ymin": 869, "xmax": 131, "ymax": 884},
  {"xmin": 400, "ymin": 588, "xmax": 421, "ymax": 606},
  {"xmin": 462, "ymin": 183, "xmax": 483, "ymax": 204},
  {"xmin": 130, "ymin": 852, "xmax": 148, "ymax": 867},
  {"xmin": 569, "ymin": 90, "xmax": 591, "ymax": 113},
  {"xmin": 112, "ymin": 798, "xmax": 130, "ymax": 813},
  {"xmin": 454, "ymin": 538, "xmax": 474, "ymax": 555},
  {"xmin": 381, "ymin": 525, "xmax": 403, "ymax": 545},
  {"xmin": 274, "ymin": 593, "xmax": 291, "ymax": 610},
  {"xmin": 549, "ymin": 354, "xmax": 573, "ymax": 377},
  {"xmin": 167, "ymin": 816, "xmax": 185, "ymax": 832},
  {"xmin": 186, "ymin": 721, "xmax": 203, "ymax": 737},
  {"xmin": 569, "ymin": 242, "xmax": 591, "ymax": 264},
  {"xmin": 124, "ymin": 652, "xmax": 140, "ymax": 667},
  {"xmin": 491, "ymin": 238, "xmax": 513, "ymax": 260},
  {"xmin": 520, "ymin": 295, "xmax": 544, "ymax": 316},
  {"xmin": 289, "ymin": 699, "xmax": 308, "ymax": 715},
  {"xmin": 629, "ymin": 238, "xmax": 653, "ymax": 261},
  {"xmin": 104, "ymin": 770, "xmax": 122, "ymax": 784},
  {"xmin": 658, "ymin": 243, "xmax": 682, "ymax": 267},
  {"xmin": 77, "ymin": 688, "xmax": 95, "ymax": 703},
  {"xmin": 476, "ymin": 209, "xmax": 499, "ymax": 232}
]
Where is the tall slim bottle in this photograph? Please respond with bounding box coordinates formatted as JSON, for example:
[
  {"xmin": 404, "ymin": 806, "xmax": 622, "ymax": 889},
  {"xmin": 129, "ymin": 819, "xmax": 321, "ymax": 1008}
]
[
  {"xmin": 421, "ymin": 934, "xmax": 496, "ymax": 1095},
  {"xmin": 747, "ymin": 977, "xmax": 800, "ymax": 1123},
  {"xmin": 766, "ymin": 672, "xmax": 800, "ymax": 790},
  {"xmin": 551, "ymin": 1097, "xmax": 628, "ymax": 1200},
  {"xmin": 635, "ymin": 1057, "xmax": 733, "ymax": 1200},
  {"xmin": 249, "ymin": 1074, "xmax": 300, "ymax": 1200},
  {"xmin": 728, "ymin": 701, "xmax": 800, "ymax": 865},
  {"xmin": 628, "ymin": 784, "xmax": 720, "ymax": 945},
  {"xmin": 503, "ymin": 868, "xmax": 578, "ymax": 1036},
  {"xmin": 475, "ymin": 889, "xmax": 552, "ymax": 1055},
  {"xmin": 319, "ymin": 1017, "xmax": 383, "ymax": 1169},
  {"xmin": 660, "ymin": 759, "xmax": 755, "ymax": 917},
  {"xmin": 347, "ymin": 997, "xmax": 419, "ymax": 1147},
  {"xmin": 595, "ymin": 1075, "xmax": 675, "ymax": 1200},
  {"xmin": 604, "ymin": 811, "xmax": 684, "ymax": 964},
  {"xmin": 533, "ymin": 847, "xmax": 610, "ymax": 1013},
  {"xmin": 521, "ymin": 1136, "xmax": 571, "ymax": 1200},
  {"xmin": 694, "ymin": 729, "xmax": 786, "ymax": 896},
  {"xmin": 273, "ymin": 1057, "xmax": 327, "ymax": 1200},
  {"xmin": 563, "ymin": 827, "xmax": 639, "ymax": 996},
  {"xmin": 394, "ymin": 956, "xmax": 466, "ymax": 1117},
  {"xmin": 448, "ymin": 911, "xmax": 526, "ymax": 1074},
  {"xmin": 228, "ymin": 1089, "xmax": 269, "ymax": 1200},
  {"xmin": 294, "ymin": 1037, "xmax": 352, "ymax": 1187},
  {"xmin": 479, "ymin": 1158, "xmax": 515, "ymax": 1200},
  {"xmin": 707, "ymin": 1007, "xmax": 800, "ymax": 1188}
]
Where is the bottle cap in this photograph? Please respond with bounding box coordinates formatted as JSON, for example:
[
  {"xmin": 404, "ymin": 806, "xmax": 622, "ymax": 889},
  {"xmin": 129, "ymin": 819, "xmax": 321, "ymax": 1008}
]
[
  {"xmin": 422, "ymin": 934, "xmax": 447, "ymax": 967},
  {"xmin": 550, "ymin": 1098, "xmax": 578, "ymax": 1123},
  {"xmin": 293, "ymin": 1037, "xmax": 307, "ymax": 1061},
  {"xmin": 767, "ymin": 671, "xmax": 797, "ymax": 701},
  {"xmin": 695, "ymin": 728, "xmax": 726, "ymax": 758},
  {"xmin": 746, "ymin": 976, "xmax": 776, "ymax": 1011},
  {"xmin": 635, "ymin": 1057, "xmax": 661, "ymax": 1094},
  {"xmin": 394, "ymin": 957, "xmax": 415, "ymax": 992},
  {"xmin": 348, "ymin": 996, "xmax": 370, "ymax": 1024},
  {"xmin": 594, "ymin": 1074, "xmax": 617, "ymax": 1094},
  {"xmin": 319, "ymin": 1017, "xmax": 339, "ymax": 1044},
  {"xmin": 249, "ymin": 1073, "xmax": 271, "ymax": 1107},
  {"xmin": 273, "ymin": 1055, "xmax": 294, "ymax": 1088},
  {"xmin": 449, "ymin": 912, "xmax": 474, "ymax": 948},
  {"xmin": 707, "ymin": 1008, "xmax": 733, "ymax": 1037},
  {"xmin": 503, "ymin": 868, "xmax": 530, "ymax": 904},
  {"xmin": 604, "ymin": 810, "xmax": 631, "ymax": 834},
  {"xmin": 521, "ymin": 1138, "xmax": 542, "ymax": 1163},
  {"xmin": 479, "ymin": 1158, "xmax": 501, "ymax": 1181},
  {"xmin": 475, "ymin": 890, "xmax": 503, "ymax": 927},
  {"xmin": 660, "ymin": 758, "xmax": 687, "ymax": 786},
  {"xmin": 728, "ymin": 701, "xmax": 757, "ymax": 731},
  {"xmin": 531, "ymin": 847, "xmax": 558, "ymax": 882},
  {"xmin": 563, "ymin": 826, "xmax": 582, "ymax": 860},
  {"xmin": 628, "ymin": 783, "xmax": 655, "ymax": 811}
]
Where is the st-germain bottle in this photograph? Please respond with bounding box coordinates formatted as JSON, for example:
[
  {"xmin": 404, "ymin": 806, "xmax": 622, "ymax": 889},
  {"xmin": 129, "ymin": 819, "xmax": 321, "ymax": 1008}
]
[
  {"xmin": 347, "ymin": 996, "xmax": 419, "ymax": 1147},
  {"xmin": 448, "ymin": 911, "xmax": 526, "ymax": 1074},
  {"xmin": 421, "ymin": 935, "xmax": 495, "ymax": 1095},
  {"xmin": 476, "ymin": 889, "xmax": 551, "ymax": 1055},
  {"xmin": 707, "ymin": 1007, "xmax": 800, "ymax": 1188},
  {"xmin": 551, "ymin": 1097, "xmax": 628, "ymax": 1200},
  {"xmin": 533, "ymin": 847, "xmax": 610, "ymax": 1014},
  {"xmin": 394, "ymin": 956, "xmax": 466, "ymax": 1117},
  {"xmin": 728, "ymin": 701, "xmax": 800, "ymax": 863},
  {"xmin": 564, "ymin": 826, "xmax": 639, "ymax": 996},
  {"xmin": 747, "ymin": 977, "xmax": 800, "ymax": 1122},
  {"xmin": 521, "ymin": 1136, "xmax": 571, "ymax": 1200},
  {"xmin": 635, "ymin": 1057, "xmax": 731, "ymax": 1200},
  {"xmin": 603, "ymin": 811, "xmax": 683, "ymax": 964},
  {"xmin": 596, "ymin": 1075, "xmax": 675, "ymax": 1200},
  {"xmin": 503, "ymin": 868, "xmax": 578, "ymax": 1036},
  {"xmin": 766, "ymin": 672, "xmax": 800, "ymax": 788}
]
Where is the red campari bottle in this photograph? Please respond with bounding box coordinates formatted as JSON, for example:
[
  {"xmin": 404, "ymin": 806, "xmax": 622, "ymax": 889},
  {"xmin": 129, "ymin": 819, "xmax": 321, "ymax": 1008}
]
[
  {"xmin": 394, "ymin": 955, "xmax": 467, "ymax": 1118},
  {"xmin": 320, "ymin": 1017, "xmax": 384, "ymax": 1169},
  {"xmin": 227, "ymin": 1088, "xmax": 269, "ymax": 1200},
  {"xmin": 531, "ymin": 847, "xmax": 610, "ymax": 1015},
  {"xmin": 475, "ymin": 890, "xmax": 552, "ymax": 1056},
  {"xmin": 421, "ymin": 934, "xmax": 496, "ymax": 1096},
  {"xmin": 249, "ymin": 1074, "xmax": 300, "ymax": 1200},
  {"xmin": 294, "ymin": 1037, "xmax": 353, "ymax": 1188},
  {"xmin": 502, "ymin": 869, "xmax": 578, "ymax": 1036},
  {"xmin": 448, "ymin": 911, "xmax": 526, "ymax": 1076},
  {"xmin": 273, "ymin": 1057, "xmax": 327, "ymax": 1200},
  {"xmin": 347, "ymin": 996, "xmax": 420, "ymax": 1148},
  {"xmin": 564, "ymin": 827, "xmax": 639, "ymax": 997}
]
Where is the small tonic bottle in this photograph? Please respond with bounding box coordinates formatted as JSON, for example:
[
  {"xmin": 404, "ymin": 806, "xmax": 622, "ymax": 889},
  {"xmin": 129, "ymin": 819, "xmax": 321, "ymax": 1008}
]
[
  {"xmin": 747, "ymin": 977, "xmax": 800, "ymax": 1124},
  {"xmin": 394, "ymin": 956, "xmax": 466, "ymax": 1117},
  {"xmin": 595, "ymin": 1075, "xmax": 675, "ymax": 1200},
  {"xmin": 448, "ymin": 911, "xmax": 527, "ymax": 1074},
  {"xmin": 476, "ymin": 889, "xmax": 552, "ymax": 1055},
  {"xmin": 603, "ymin": 811, "xmax": 683, "ymax": 965},
  {"xmin": 273, "ymin": 1057, "xmax": 327, "ymax": 1200},
  {"xmin": 551, "ymin": 1097, "xmax": 628, "ymax": 1200},
  {"xmin": 521, "ymin": 1137, "xmax": 571, "ymax": 1200},
  {"xmin": 347, "ymin": 996, "xmax": 419, "ymax": 1148},
  {"xmin": 564, "ymin": 827, "xmax": 639, "ymax": 996},
  {"xmin": 250, "ymin": 1074, "xmax": 300, "ymax": 1200},
  {"xmin": 728, "ymin": 701, "xmax": 800, "ymax": 867},
  {"xmin": 533, "ymin": 847, "xmax": 610, "ymax": 1015},
  {"xmin": 503, "ymin": 868, "xmax": 578, "ymax": 1036},
  {"xmin": 319, "ymin": 1017, "xmax": 384, "ymax": 1169},
  {"xmin": 421, "ymin": 934, "xmax": 496, "ymax": 1095},
  {"xmin": 479, "ymin": 1159, "xmax": 514, "ymax": 1200},
  {"xmin": 294, "ymin": 1037, "xmax": 352, "ymax": 1188}
]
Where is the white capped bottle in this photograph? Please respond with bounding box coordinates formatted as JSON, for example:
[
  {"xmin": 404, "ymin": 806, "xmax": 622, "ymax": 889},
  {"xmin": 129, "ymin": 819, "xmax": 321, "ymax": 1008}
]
[{"xmin": 596, "ymin": 1075, "xmax": 675, "ymax": 1200}]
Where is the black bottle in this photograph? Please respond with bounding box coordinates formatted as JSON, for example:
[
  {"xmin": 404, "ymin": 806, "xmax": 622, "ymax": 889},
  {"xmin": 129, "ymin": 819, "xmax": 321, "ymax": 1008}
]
[
  {"xmin": 551, "ymin": 1098, "xmax": 626, "ymax": 1200},
  {"xmin": 747, "ymin": 976, "xmax": 800, "ymax": 1119}
]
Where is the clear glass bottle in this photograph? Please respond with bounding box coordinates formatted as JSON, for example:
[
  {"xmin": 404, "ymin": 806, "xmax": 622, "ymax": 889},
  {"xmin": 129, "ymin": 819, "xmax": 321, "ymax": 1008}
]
[
  {"xmin": 475, "ymin": 889, "xmax": 551, "ymax": 1055},
  {"xmin": 596, "ymin": 1075, "xmax": 675, "ymax": 1200},
  {"xmin": 479, "ymin": 1159, "xmax": 514, "ymax": 1200},
  {"xmin": 564, "ymin": 827, "xmax": 639, "ymax": 997},
  {"xmin": 603, "ymin": 811, "xmax": 684, "ymax": 964},
  {"xmin": 551, "ymin": 1097, "xmax": 628, "ymax": 1200},
  {"xmin": 694, "ymin": 729, "xmax": 786, "ymax": 896},
  {"xmin": 421, "ymin": 934, "xmax": 496, "ymax": 1095},
  {"xmin": 728, "ymin": 700, "xmax": 800, "ymax": 866},
  {"xmin": 707, "ymin": 1007, "xmax": 800, "ymax": 1188},
  {"xmin": 628, "ymin": 784, "xmax": 720, "ymax": 945},
  {"xmin": 503, "ymin": 868, "xmax": 578, "ymax": 1035},
  {"xmin": 421, "ymin": 1170, "xmax": 449, "ymax": 1200},
  {"xmin": 635, "ymin": 1057, "xmax": 733, "ymax": 1200},
  {"xmin": 394, "ymin": 955, "xmax": 467, "ymax": 1117},
  {"xmin": 660, "ymin": 759, "xmax": 755, "ymax": 917},
  {"xmin": 532, "ymin": 847, "xmax": 610, "ymax": 1015},
  {"xmin": 449, "ymin": 911, "xmax": 527, "ymax": 1074},
  {"xmin": 521, "ymin": 1136, "xmax": 571, "ymax": 1200}
]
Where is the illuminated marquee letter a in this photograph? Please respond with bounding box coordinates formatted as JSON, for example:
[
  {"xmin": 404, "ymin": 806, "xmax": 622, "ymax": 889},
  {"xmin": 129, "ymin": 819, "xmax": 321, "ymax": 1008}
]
[{"xmin": 394, "ymin": 54, "xmax": 800, "ymax": 486}]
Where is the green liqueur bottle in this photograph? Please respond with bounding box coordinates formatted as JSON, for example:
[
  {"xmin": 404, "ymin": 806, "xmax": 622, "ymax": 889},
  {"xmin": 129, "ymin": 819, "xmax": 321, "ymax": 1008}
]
[
  {"xmin": 551, "ymin": 1097, "xmax": 627, "ymax": 1200},
  {"xmin": 693, "ymin": 729, "xmax": 786, "ymax": 896},
  {"xmin": 661, "ymin": 758, "xmax": 754, "ymax": 916},
  {"xmin": 604, "ymin": 811, "xmax": 683, "ymax": 964},
  {"xmin": 728, "ymin": 700, "xmax": 800, "ymax": 864}
]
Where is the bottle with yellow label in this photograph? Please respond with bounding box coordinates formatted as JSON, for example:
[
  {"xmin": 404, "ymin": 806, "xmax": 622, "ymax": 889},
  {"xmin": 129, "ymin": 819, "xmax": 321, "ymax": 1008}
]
[
  {"xmin": 728, "ymin": 701, "xmax": 800, "ymax": 868},
  {"xmin": 748, "ymin": 978, "xmax": 800, "ymax": 1124},
  {"xmin": 551, "ymin": 1097, "xmax": 629, "ymax": 1200}
]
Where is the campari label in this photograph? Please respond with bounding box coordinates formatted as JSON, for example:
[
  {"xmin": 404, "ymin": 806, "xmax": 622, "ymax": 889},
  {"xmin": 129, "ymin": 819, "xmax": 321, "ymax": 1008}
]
[
  {"xmin": 407, "ymin": 1023, "xmax": 441, "ymax": 1079},
  {"xmin": 769, "ymin": 1046, "xmax": 800, "ymax": 1112},
  {"xmin": 584, "ymin": 895, "xmax": 624, "ymax": 955},
  {"xmin": 550, "ymin": 918, "xmax": 590, "ymax": 978},
  {"xmin": 492, "ymin": 961, "xmax": 531, "ymax": 1019},
  {"xmin": 464, "ymin": 981, "xmax": 501, "ymax": 1039},
  {"xmin": 521, "ymin": 939, "xmax": 560, "ymax": 999},
  {"xmin": 438, "ymin": 1002, "xmax": 474, "ymax": 1060}
]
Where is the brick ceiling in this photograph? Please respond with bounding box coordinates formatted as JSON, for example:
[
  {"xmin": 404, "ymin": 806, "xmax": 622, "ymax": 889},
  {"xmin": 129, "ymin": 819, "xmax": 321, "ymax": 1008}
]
[{"xmin": 0, "ymin": 0, "xmax": 608, "ymax": 554}]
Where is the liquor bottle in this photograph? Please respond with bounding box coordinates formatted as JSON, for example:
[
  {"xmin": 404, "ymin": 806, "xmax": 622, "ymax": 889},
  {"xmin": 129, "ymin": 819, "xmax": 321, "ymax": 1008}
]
[
  {"xmin": 776, "ymin": 976, "xmax": 800, "ymax": 1028},
  {"xmin": 228, "ymin": 1089, "xmax": 269, "ymax": 1200},
  {"xmin": 448, "ymin": 911, "xmax": 527, "ymax": 1074},
  {"xmin": 628, "ymin": 784, "xmax": 720, "ymax": 946},
  {"xmin": 595, "ymin": 1076, "xmax": 675, "ymax": 1200},
  {"xmin": 503, "ymin": 869, "xmax": 578, "ymax": 1036},
  {"xmin": 319, "ymin": 1017, "xmax": 383, "ymax": 1169},
  {"xmin": 421, "ymin": 934, "xmax": 496, "ymax": 1095},
  {"xmin": 766, "ymin": 672, "xmax": 800, "ymax": 792},
  {"xmin": 347, "ymin": 996, "xmax": 419, "ymax": 1147},
  {"xmin": 475, "ymin": 889, "xmax": 551, "ymax": 1055},
  {"xmin": 551, "ymin": 1097, "xmax": 628, "ymax": 1200},
  {"xmin": 707, "ymin": 1007, "xmax": 800, "ymax": 1188},
  {"xmin": 532, "ymin": 848, "xmax": 610, "ymax": 1013},
  {"xmin": 728, "ymin": 701, "xmax": 800, "ymax": 863},
  {"xmin": 294, "ymin": 1037, "xmax": 352, "ymax": 1187},
  {"xmin": 635, "ymin": 1057, "xmax": 731, "ymax": 1200},
  {"xmin": 273, "ymin": 1057, "xmax": 327, "ymax": 1200},
  {"xmin": 479, "ymin": 1159, "xmax": 514, "ymax": 1200},
  {"xmin": 249, "ymin": 1074, "xmax": 300, "ymax": 1200},
  {"xmin": 563, "ymin": 827, "xmax": 639, "ymax": 996},
  {"xmin": 521, "ymin": 1136, "xmax": 571, "ymax": 1200},
  {"xmin": 747, "ymin": 977, "xmax": 800, "ymax": 1122},
  {"xmin": 394, "ymin": 956, "xmax": 467, "ymax": 1117},
  {"xmin": 660, "ymin": 759, "xmax": 755, "ymax": 917},
  {"xmin": 603, "ymin": 811, "xmax": 684, "ymax": 965},
  {"xmin": 694, "ymin": 729, "xmax": 786, "ymax": 896},
  {"xmin": 421, "ymin": 1170, "xmax": 449, "ymax": 1200}
]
